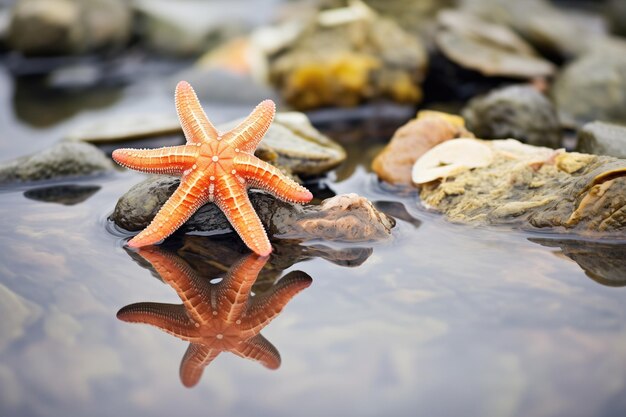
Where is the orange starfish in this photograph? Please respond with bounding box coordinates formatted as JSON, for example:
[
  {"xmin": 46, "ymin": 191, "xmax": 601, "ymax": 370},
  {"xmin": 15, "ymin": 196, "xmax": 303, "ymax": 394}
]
[
  {"xmin": 117, "ymin": 246, "xmax": 312, "ymax": 387},
  {"xmin": 112, "ymin": 81, "xmax": 313, "ymax": 256}
]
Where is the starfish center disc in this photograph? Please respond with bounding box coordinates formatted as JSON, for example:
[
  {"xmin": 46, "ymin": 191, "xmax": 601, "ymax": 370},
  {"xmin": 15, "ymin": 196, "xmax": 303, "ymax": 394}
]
[{"xmin": 212, "ymin": 155, "xmax": 219, "ymax": 162}]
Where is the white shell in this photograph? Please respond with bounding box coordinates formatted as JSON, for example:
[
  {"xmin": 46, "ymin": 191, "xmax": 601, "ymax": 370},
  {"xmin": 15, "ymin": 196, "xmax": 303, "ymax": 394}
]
[{"xmin": 412, "ymin": 138, "xmax": 494, "ymax": 184}]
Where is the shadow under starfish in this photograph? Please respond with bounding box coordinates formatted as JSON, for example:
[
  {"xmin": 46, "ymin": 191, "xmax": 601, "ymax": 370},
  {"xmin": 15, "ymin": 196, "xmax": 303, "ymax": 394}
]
[{"xmin": 117, "ymin": 245, "xmax": 312, "ymax": 387}]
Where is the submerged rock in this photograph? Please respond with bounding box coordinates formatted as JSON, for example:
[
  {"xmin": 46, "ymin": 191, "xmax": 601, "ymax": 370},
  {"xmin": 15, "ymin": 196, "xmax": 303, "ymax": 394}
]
[
  {"xmin": 112, "ymin": 176, "xmax": 395, "ymax": 243},
  {"xmin": 23, "ymin": 184, "xmax": 100, "ymax": 205},
  {"xmin": 7, "ymin": 0, "xmax": 131, "ymax": 55},
  {"xmin": 435, "ymin": 10, "xmax": 555, "ymax": 79},
  {"xmin": 577, "ymin": 121, "xmax": 626, "ymax": 159},
  {"xmin": 552, "ymin": 51, "xmax": 626, "ymax": 127},
  {"xmin": 0, "ymin": 142, "xmax": 113, "ymax": 184},
  {"xmin": 268, "ymin": 2, "xmax": 427, "ymax": 109},
  {"xmin": 372, "ymin": 111, "xmax": 474, "ymax": 185},
  {"xmin": 418, "ymin": 139, "xmax": 626, "ymax": 235},
  {"xmin": 462, "ymin": 85, "xmax": 561, "ymax": 148}
]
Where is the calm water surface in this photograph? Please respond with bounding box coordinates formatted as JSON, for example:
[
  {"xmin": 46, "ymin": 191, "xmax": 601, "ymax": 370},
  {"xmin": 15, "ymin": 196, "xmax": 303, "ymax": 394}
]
[{"xmin": 0, "ymin": 62, "xmax": 625, "ymax": 417}]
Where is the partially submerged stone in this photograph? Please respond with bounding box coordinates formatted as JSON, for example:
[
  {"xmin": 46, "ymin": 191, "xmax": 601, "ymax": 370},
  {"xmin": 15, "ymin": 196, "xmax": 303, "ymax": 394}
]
[
  {"xmin": 221, "ymin": 112, "xmax": 347, "ymax": 176},
  {"xmin": 418, "ymin": 139, "xmax": 626, "ymax": 235},
  {"xmin": 372, "ymin": 111, "xmax": 474, "ymax": 185},
  {"xmin": 577, "ymin": 121, "xmax": 626, "ymax": 159},
  {"xmin": 111, "ymin": 176, "xmax": 394, "ymax": 243},
  {"xmin": 65, "ymin": 113, "xmax": 181, "ymax": 144},
  {"xmin": 0, "ymin": 142, "xmax": 113, "ymax": 184},
  {"xmin": 66, "ymin": 110, "xmax": 344, "ymax": 177},
  {"xmin": 462, "ymin": 84, "xmax": 561, "ymax": 148},
  {"xmin": 267, "ymin": 2, "xmax": 427, "ymax": 109},
  {"xmin": 8, "ymin": 0, "xmax": 132, "ymax": 55},
  {"xmin": 552, "ymin": 51, "xmax": 626, "ymax": 127},
  {"xmin": 435, "ymin": 10, "xmax": 555, "ymax": 79}
]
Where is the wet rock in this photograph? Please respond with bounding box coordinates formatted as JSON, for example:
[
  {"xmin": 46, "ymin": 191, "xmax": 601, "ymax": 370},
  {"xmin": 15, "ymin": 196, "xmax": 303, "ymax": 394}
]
[
  {"xmin": 8, "ymin": 0, "xmax": 131, "ymax": 56},
  {"xmin": 418, "ymin": 139, "xmax": 626, "ymax": 235},
  {"xmin": 577, "ymin": 121, "xmax": 626, "ymax": 159},
  {"xmin": 461, "ymin": 0, "xmax": 608, "ymax": 59},
  {"xmin": 268, "ymin": 2, "xmax": 427, "ymax": 110},
  {"xmin": 372, "ymin": 111, "xmax": 474, "ymax": 185},
  {"xmin": 111, "ymin": 176, "xmax": 395, "ymax": 242},
  {"xmin": 552, "ymin": 51, "xmax": 626, "ymax": 127},
  {"xmin": 65, "ymin": 113, "xmax": 182, "ymax": 144},
  {"xmin": 69, "ymin": 111, "xmax": 345, "ymax": 177},
  {"xmin": 435, "ymin": 10, "xmax": 555, "ymax": 79},
  {"xmin": 0, "ymin": 142, "xmax": 113, "ymax": 184},
  {"xmin": 23, "ymin": 184, "xmax": 100, "ymax": 205},
  {"xmin": 221, "ymin": 112, "xmax": 346, "ymax": 176},
  {"xmin": 462, "ymin": 85, "xmax": 561, "ymax": 148},
  {"xmin": 531, "ymin": 238, "xmax": 626, "ymax": 287}
]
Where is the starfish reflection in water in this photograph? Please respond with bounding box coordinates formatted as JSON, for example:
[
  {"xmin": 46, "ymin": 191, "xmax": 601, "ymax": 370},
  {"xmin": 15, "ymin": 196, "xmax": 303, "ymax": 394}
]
[{"xmin": 117, "ymin": 246, "xmax": 312, "ymax": 387}]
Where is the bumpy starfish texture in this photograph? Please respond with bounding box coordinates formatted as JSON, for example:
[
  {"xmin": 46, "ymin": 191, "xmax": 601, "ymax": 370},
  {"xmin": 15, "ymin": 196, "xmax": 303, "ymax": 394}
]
[
  {"xmin": 117, "ymin": 246, "xmax": 311, "ymax": 387},
  {"xmin": 112, "ymin": 81, "xmax": 313, "ymax": 256}
]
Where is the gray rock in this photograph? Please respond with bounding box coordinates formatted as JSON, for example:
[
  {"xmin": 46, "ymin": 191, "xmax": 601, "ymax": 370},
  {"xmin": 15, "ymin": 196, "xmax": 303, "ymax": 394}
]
[
  {"xmin": 577, "ymin": 121, "xmax": 626, "ymax": 159},
  {"xmin": 0, "ymin": 142, "xmax": 113, "ymax": 184},
  {"xmin": 111, "ymin": 176, "xmax": 395, "ymax": 242},
  {"xmin": 436, "ymin": 10, "xmax": 555, "ymax": 79},
  {"xmin": 69, "ymin": 111, "xmax": 346, "ymax": 177},
  {"xmin": 552, "ymin": 51, "xmax": 626, "ymax": 127},
  {"xmin": 461, "ymin": 0, "xmax": 608, "ymax": 59},
  {"xmin": 463, "ymin": 85, "xmax": 561, "ymax": 148},
  {"xmin": 8, "ymin": 0, "xmax": 131, "ymax": 56}
]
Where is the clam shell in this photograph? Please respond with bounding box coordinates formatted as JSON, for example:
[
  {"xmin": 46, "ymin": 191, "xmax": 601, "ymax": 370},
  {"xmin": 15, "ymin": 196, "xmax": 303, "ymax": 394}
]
[{"xmin": 412, "ymin": 138, "xmax": 493, "ymax": 184}]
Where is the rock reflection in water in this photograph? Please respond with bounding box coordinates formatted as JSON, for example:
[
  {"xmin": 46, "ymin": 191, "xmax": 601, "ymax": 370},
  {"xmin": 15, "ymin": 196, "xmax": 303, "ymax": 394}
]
[
  {"xmin": 530, "ymin": 238, "xmax": 626, "ymax": 287},
  {"xmin": 117, "ymin": 244, "xmax": 312, "ymax": 387},
  {"xmin": 23, "ymin": 184, "xmax": 100, "ymax": 205}
]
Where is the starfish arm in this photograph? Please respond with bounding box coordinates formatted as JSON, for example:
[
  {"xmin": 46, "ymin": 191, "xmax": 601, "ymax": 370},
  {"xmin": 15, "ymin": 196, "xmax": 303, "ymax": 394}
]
[
  {"xmin": 234, "ymin": 154, "xmax": 313, "ymax": 203},
  {"xmin": 137, "ymin": 247, "xmax": 214, "ymax": 324},
  {"xmin": 217, "ymin": 254, "xmax": 268, "ymax": 323},
  {"xmin": 116, "ymin": 302, "xmax": 198, "ymax": 341},
  {"xmin": 222, "ymin": 100, "xmax": 275, "ymax": 153},
  {"xmin": 112, "ymin": 145, "xmax": 199, "ymax": 175},
  {"xmin": 214, "ymin": 174, "xmax": 272, "ymax": 256},
  {"xmin": 232, "ymin": 334, "xmax": 281, "ymax": 370},
  {"xmin": 175, "ymin": 80, "xmax": 219, "ymax": 143},
  {"xmin": 179, "ymin": 343, "xmax": 220, "ymax": 388},
  {"xmin": 128, "ymin": 169, "xmax": 210, "ymax": 248},
  {"xmin": 242, "ymin": 270, "xmax": 312, "ymax": 333}
]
